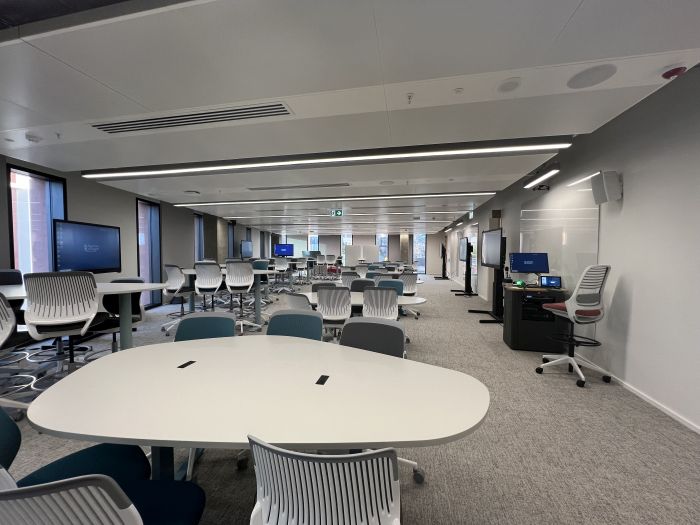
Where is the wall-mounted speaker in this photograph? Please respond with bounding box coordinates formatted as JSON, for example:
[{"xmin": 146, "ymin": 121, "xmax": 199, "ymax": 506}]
[{"xmin": 592, "ymin": 171, "xmax": 622, "ymax": 205}]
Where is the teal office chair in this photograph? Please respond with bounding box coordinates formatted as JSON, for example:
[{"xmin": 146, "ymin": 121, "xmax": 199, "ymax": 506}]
[
  {"xmin": 0, "ymin": 403, "xmax": 206, "ymax": 525},
  {"xmin": 378, "ymin": 279, "xmax": 404, "ymax": 296},
  {"xmin": 173, "ymin": 313, "xmax": 236, "ymax": 479},
  {"xmin": 174, "ymin": 313, "xmax": 237, "ymax": 342},
  {"xmin": 267, "ymin": 310, "xmax": 323, "ymax": 340}
]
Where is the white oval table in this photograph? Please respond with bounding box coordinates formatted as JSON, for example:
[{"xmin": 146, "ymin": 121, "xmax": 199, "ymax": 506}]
[
  {"xmin": 302, "ymin": 291, "xmax": 427, "ymax": 307},
  {"xmin": 28, "ymin": 336, "xmax": 490, "ymax": 480},
  {"xmin": 0, "ymin": 282, "xmax": 164, "ymax": 350}
]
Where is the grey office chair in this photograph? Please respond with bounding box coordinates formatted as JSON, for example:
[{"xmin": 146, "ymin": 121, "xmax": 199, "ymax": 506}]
[
  {"xmin": 338, "ymin": 317, "xmax": 422, "ymax": 483},
  {"xmin": 285, "ymin": 293, "xmax": 312, "ymax": 310},
  {"xmin": 340, "ymin": 271, "xmax": 360, "ymax": 288},
  {"xmin": 311, "ymin": 282, "xmax": 336, "ymax": 292}
]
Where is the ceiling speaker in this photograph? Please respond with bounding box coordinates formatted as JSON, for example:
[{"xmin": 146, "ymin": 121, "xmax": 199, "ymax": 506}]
[{"xmin": 592, "ymin": 171, "xmax": 622, "ymax": 205}]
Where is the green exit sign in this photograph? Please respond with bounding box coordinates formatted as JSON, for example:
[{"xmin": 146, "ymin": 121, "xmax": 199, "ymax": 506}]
[{"xmin": 330, "ymin": 209, "xmax": 343, "ymax": 217}]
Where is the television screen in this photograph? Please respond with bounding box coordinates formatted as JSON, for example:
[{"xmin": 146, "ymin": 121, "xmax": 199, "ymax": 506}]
[
  {"xmin": 53, "ymin": 220, "xmax": 121, "ymax": 273},
  {"xmin": 509, "ymin": 253, "xmax": 550, "ymax": 274},
  {"xmin": 241, "ymin": 240, "xmax": 253, "ymax": 258},
  {"xmin": 481, "ymin": 228, "xmax": 503, "ymax": 269},
  {"xmin": 273, "ymin": 244, "xmax": 294, "ymax": 257},
  {"xmin": 459, "ymin": 238, "xmax": 469, "ymax": 262}
]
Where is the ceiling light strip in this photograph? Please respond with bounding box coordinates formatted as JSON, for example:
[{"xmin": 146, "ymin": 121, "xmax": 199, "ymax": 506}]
[
  {"xmin": 566, "ymin": 171, "xmax": 601, "ymax": 187},
  {"xmin": 175, "ymin": 192, "xmax": 495, "ymax": 207},
  {"xmin": 523, "ymin": 169, "xmax": 560, "ymax": 189},
  {"xmin": 82, "ymin": 139, "xmax": 572, "ymax": 179},
  {"xmin": 224, "ymin": 211, "xmax": 468, "ymax": 219}
]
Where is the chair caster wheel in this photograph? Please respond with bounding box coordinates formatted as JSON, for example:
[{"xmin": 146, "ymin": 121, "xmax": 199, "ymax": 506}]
[
  {"xmin": 164, "ymin": 332, "xmax": 170, "ymax": 337},
  {"xmin": 576, "ymin": 379, "xmax": 586, "ymax": 388},
  {"xmin": 412, "ymin": 467, "xmax": 425, "ymax": 484},
  {"xmin": 237, "ymin": 457, "xmax": 249, "ymax": 470},
  {"xmin": 602, "ymin": 375, "xmax": 612, "ymax": 383},
  {"xmin": 542, "ymin": 358, "xmax": 549, "ymax": 363},
  {"xmin": 414, "ymin": 315, "xmax": 419, "ymax": 320},
  {"xmin": 416, "ymin": 312, "xmax": 420, "ymax": 317},
  {"xmin": 161, "ymin": 327, "xmax": 166, "ymax": 332},
  {"xmin": 405, "ymin": 337, "xmax": 411, "ymax": 344},
  {"xmin": 535, "ymin": 367, "xmax": 543, "ymax": 374}
]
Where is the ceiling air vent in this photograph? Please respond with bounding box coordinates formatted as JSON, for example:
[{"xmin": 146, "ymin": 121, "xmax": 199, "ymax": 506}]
[{"xmin": 92, "ymin": 103, "xmax": 291, "ymax": 134}]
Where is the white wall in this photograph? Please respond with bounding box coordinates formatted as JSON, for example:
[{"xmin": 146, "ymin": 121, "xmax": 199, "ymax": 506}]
[{"xmin": 466, "ymin": 68, "xmax": 700, "ymax": 431}]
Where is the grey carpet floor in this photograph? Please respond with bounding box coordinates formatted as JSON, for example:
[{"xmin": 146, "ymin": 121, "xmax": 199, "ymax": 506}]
[{"xmin": 9, "ymin": 277, "xmax": 700, "ymax": 524}]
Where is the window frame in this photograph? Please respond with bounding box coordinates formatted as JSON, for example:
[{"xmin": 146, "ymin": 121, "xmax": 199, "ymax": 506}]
[
  {"xmin": 136, "ymin": 198, "xmax": 163, "ymax": 308},
  {"xmin": 7, "ymin": 164, "xmax": 67, "ymax": 270}
]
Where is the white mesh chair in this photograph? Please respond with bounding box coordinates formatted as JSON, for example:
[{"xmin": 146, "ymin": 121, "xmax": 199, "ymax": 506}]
[
  {"xmin": 225, "ymin": 261, "xmax": 261, "ymax": 333},
  {"xmin": 285, "ymin": 293, "xmax": 312, "ymax": 310},
  {"xmin": 0, "ymin": 294, "xmax": 35, "ymax": 397},
  {"xmin": 0, "ymin": 470, "xmax": 206, "ymax": 525},
  {"xmin": 249, "ymin": 435, "xmax": 401, "ymax": 525},
  {"xmin": 340, "ymin": 271, "xmax": 360, "ymax": 289},
  {"xmin": 24, "ymin": 272, "xmax": 99, "ymax": 389},
  {"xmin": 315, "ymin": 254, "xmax": 326, "ymax": 278},
  {"xmin": 194, "ymin": 262, "xmax": 223, "ymax": 311},
  {"xmin": 356, "ymin": 264, "xmax": 368, "ymax": 278},
  {"xmin": 362, "ymin": 287, "xmax": 399, "ymax": 321},
  {"xmin": 536, "ymin": 265, "xmax": 612, "ymax": 388},
  {"xmin": 161, "ymin": 264, "xmax": 193, "ymax": 334},
  {"xmin": 399, "ymin": 273, "xmax": 420, "ymax": 319},
  {"xmin": 273, "ymin": 258, "xmax": 293, "ymax": 293},
  {"xmin": 317, "ymin": 286, "xmax": 351, "ymax": 340}
]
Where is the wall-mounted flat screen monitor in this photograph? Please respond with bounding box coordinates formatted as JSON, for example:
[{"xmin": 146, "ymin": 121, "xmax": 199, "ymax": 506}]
[
  {"xmin": 241, "ymin": 240, "xmax": 253, "ymax": 258},
  {"xmin": 459, "ymin": 238, "xmax": 469, "ymax": 261},
  {"xmin": 509, "ymin": 252, "xmax": 550, "ymax": 274},
  {"xmin": 53, "ymin": 219, "xmax": 121, "ymax": 273},
  {"xmin": 273, "ymin": 243, "xmax": 294, "ymax": 257},
  {"xmin": 481, "ymin": 228, "xmax": 503, "ymax": 269}
]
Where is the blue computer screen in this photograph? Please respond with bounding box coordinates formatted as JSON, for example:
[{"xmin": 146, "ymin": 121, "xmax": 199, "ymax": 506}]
[
  {"xmin": 509, "ymin": 252, "xmax": 549, "ymax": 273},
  {"xmin": 54, "ymin": 220, "xmax": 121, "ymax": 273},
  {"xmin": 241, "ymin": 240, "xmax": 253, "ymax": 258},
  {"xmin": 274, "ymin": 244, "xmax": 294, "ymax": 257}
]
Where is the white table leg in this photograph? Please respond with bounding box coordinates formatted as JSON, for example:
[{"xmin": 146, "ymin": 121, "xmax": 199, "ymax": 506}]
[{"xmin": 118, "ymin": 294, "xmax": 133, "ymax": 350}]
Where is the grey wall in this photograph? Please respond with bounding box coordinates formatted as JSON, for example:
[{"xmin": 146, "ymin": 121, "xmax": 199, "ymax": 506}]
[
  {"xmin": 319, "ymin": 235, "xmax": 340, "ymax": 256},
  {"xmin": 352, "ymin": 235, "xmax": 375, "ymax": 246},
  {"xmin": 426, "ymin": 233, "xmax": 444, "ymax": 275},
  {"xmin": 465, "ymin": 68, "xmax": 700, "ymax": 431},
  {"xmin": 388, "ymin": 235, "xmax": 400, "ymax": 261}
]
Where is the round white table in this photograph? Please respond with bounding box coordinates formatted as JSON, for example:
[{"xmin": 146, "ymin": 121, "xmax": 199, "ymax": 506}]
[
  {"xmin": 28, "ymin": 336, "xmax": 490, "ymax": 480},
  {"xmin": 0, "ymin": 282, "xmax": 164, "ymax": 350},
  {"xmin": 302, "ymin": 291, "xmax": 427, "ymax": 307}
]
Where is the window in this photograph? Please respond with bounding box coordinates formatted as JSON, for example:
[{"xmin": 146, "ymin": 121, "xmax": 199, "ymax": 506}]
[
  {"xmin": 194, "ymin": 214, "xmax": 204, "ymax": 261},
  {"xmin": 308, "ymin": 235, "xmax": 319, "ymax": 252},
  {"xmin": 9, "ymin": 166, "xmax": 65, "ymax": 273},
  {"xmin": 413, "ymin": 233, "xmax": 427, "ymax": 274},
  {"xmin": 376, "ymin": 234, "xmax": 388, "ymax": 261},
  {"xmin": 137, "ymin": 200, "xmax": 161, "ymax": 306},
  {"xmin": 340, "ymin": 233, "xmax": 353, "ymax": 264},
  {"xmin": 227, "ymin": 222, "xmax": 235, "ymax": 258}
]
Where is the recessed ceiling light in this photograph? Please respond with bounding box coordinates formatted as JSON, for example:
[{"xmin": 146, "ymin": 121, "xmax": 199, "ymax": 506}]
[
  {"xmin": 498, "ymin": 77, "xmax": 522, "ymax": 93},
  {"xmin": 445, "ymin": 228, "xmax": 452, "ymax": 232},
  {"xmin": 379, "ymin": 180, "xmax": 394, "ymax": 185},
  {"xmin": 456, "ymin": 221, "xmax": 463, "ymax": 226},
  {"xmin": 567, "ymin": 64, "xmax": 617, "ymax": 89},
  {"xmin": 566, "ymin": 171, "xmax": 600, "ymax": 187},
  {"xmin": 82, "ymin": 139, "xmax": 572, "ymax": 179},
  {"xmin": 524, "ymin": 169, "xmax": 560, "ymax": 189},
  {"xmin": 178, "ymin": 191, "xmax": 496, "ymax": 207},
  {"xmin": 184, "ymin": 190, "xmax": 201, "ymax": 195}
]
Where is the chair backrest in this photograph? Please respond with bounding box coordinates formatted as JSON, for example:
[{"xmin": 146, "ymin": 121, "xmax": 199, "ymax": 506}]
[
  {"xmin": 252, "ymin": 259, "xmax": 269, "ymax": 270},
  {"xmin": 0, "ymin": 295, "xmax": 15, "ymax": 350},
  {"xmin": 316, "ymin": 254, "xmax": 326, "ymax": 264},
  {"xmin": 350, "ymin": 278, "xmax": 374, "ymax": 293},
  {"xmin": 340, "ymin": 271, "xmax": 360, "ymax": 288},
  {"xmin": 101, "ymin": 278, "xmax": 145, "ymax": 322},
  {"xmin": 325, "ymin": 254, "xmax": 336, "ymax": 264},
  {"xmin": 0, "ymin": 405, "xmax": 21, "ymax": 470},
  {"xmin": 285, "ymin": 293, "xmax": 312, "ymax": 310},
  {"xmin": 225, "ymin": 261, "xmax": 254, "ymax": 290},
  {"xmin": 0, "ymin": 473, "xmax": 142, "ymax": 525},
  {"xmin": 366, "ymin": 271, "xmax": 379, "ymax": 280},
  {"xmin": 311, "ymin": 282, "xmax": 336, "ymax": 292},
  {"xmin": 565, "ymin": 265, "xmax": 611, "ymax": 323},
  {"xmin": 368, "ymin": 264, "xmax": 381, "ymax": 270},
  {"xmin": 0, "ymin": 270, "xmax": 23, "ymax": 311},
  {"xmin": 399, "ymin": 272, "xmax": 418, "ymax": 295},
  {"xmin": 163, "ymin": 264, "xmax": 186, "ymax": 298},
  {"xmin": 23, "ymin": 272, "xmax": 98, "ymax": 339},
  {"xmin": 174, "ymin": 313, "xmax": 237, "ymax": 341},
  {"xmin": 378, "ymin": 279, "xmax": 404, "ymax": 296},
  {"xmin": 267, "ymin": 309, "xmax": 323, "ymax": 340},
  {"xmin": 249, "ymin": 435, "xmax": 400, "ymax": 525},
  {"xmin": 317, "ymin": 287, "xmax": 351, "ymax": 320},
  {"xmin": 274, "ymin": 258, "xmax": 289, "ymax": 271},
  {"xmin": 362, "ymin": 287, "xmax": 398, "ymax": 320},
  {"xmin": 339, "ymin": 317, "xmax": 405, "ymax": 358},
  {"xmin": 194, "ymin": 262, "xmax": 222, "ymax": 292}
]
